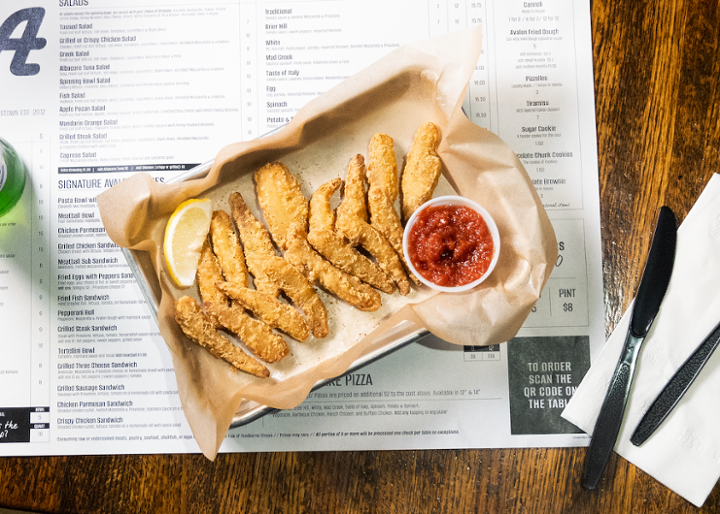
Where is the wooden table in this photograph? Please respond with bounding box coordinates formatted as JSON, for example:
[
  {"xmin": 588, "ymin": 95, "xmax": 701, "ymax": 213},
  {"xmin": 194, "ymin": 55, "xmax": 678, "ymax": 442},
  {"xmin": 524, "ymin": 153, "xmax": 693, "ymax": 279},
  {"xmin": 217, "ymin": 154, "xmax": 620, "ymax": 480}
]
[{"xmin": 2, "ymin": 0, "xmax": 719, "ymax": 512}]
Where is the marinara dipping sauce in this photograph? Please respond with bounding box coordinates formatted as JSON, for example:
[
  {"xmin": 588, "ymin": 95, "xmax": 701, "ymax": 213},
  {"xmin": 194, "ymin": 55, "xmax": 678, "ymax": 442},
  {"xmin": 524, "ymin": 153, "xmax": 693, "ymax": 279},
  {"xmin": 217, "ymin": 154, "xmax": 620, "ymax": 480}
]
[{"xmin": 405, "ymin": 199, "xmax": 497, "ymax": 289}]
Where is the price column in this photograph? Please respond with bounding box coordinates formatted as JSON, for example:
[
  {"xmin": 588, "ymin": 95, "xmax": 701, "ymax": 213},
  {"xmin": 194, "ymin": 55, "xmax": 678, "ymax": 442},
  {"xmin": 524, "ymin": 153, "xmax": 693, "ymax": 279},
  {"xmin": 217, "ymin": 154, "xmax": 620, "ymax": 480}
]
[
  {"xmin": 30, "ymin": 132, "xmax": 51, "ymax": 433},
  {"xmin": 428, "ymin": 1, "xmax": 449, "ymax": 37},
  {"xmin": 240, "ymin": 0, "xmax": 259, "ymax": 140},
  {"xmin": 464, "ymin": 1, "xmax": 491, "ymax": 130}
]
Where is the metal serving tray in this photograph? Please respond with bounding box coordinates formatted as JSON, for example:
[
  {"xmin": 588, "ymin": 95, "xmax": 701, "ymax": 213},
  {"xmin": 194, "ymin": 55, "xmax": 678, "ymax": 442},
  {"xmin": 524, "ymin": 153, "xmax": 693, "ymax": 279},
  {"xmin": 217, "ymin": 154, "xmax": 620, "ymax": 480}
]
[{"xmin": 120, "ymin": 160, "xmax": 429, "ymax": 428}]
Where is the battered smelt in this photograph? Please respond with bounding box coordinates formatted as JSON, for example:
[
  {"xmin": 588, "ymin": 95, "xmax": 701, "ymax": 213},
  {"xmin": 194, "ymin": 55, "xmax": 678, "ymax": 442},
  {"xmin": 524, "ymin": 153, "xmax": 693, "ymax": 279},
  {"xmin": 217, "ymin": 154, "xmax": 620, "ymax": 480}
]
[
  {"xmin": 401, "ymin": 122, "xmax": 442, "ymax": 222},
  {"xmin": 196, "ymin": 238, "xmax": 229, "ymax": 327},
  {"xmin": 255, "ymin": 163, "xmax": 384, "ymax": 311},
  {"xmin": 228, "ymin": 192, "xmax": 281, "ymax": 297},
  {"xmin": 209, "ymin": 210, "xmax": 248, "ymax": 287},
  {"xmin": 308, "ymin": 178, "xmax": 395, "ymax": 294},
  {"xmin": 255, "ymin": 161, "xmax": 309, "ymax": 250},
  {"xmin": 366, "ymin": 133, "xmax": 419, "ymax": 284},
  {"xmin": 197, "ymin": 241, "xmax": 290, "ymax": 363},
  {"xmin": 209, "ymin": 206, "xmax": 310, "ymax": 342},
  {"xmin": 230, "ymin": 192, "xmax": 329, "ymax": 338},
  {"xmin": 367, "ymin": 133, "xmax": 399, "ymax": 202},
  {"xmin": 336, "ymin": 155, "xmax": 411, "ymax": 296},
  {"xmin": 174, "ymin": 296, "xmax": 269, "ymax": 378},
  {"xmin": 367, "ymin": 132, "xmax": 405, "ymax": 254},
  {"xmin": 216, "ymin": 281, "xmax": 310, "ymax": 342},
  {"xmin": 285, "ymin": 223, "xmax": 382, "ymax": 312}
]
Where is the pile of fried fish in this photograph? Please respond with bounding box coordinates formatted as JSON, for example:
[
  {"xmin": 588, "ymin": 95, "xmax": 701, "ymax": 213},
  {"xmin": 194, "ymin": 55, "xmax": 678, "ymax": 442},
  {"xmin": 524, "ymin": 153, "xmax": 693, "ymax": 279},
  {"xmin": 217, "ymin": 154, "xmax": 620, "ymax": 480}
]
[{"xmin": 174, "ymin": 122, "xmax": 443, "ymax": 377}]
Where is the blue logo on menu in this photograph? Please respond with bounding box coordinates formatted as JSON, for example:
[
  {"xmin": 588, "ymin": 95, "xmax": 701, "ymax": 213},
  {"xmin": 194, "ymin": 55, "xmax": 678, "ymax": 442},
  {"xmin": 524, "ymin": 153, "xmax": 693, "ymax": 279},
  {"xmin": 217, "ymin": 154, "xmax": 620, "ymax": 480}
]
[{"xmin": 0, "ymin": 8, "xmax": 47, "ymax": 76}]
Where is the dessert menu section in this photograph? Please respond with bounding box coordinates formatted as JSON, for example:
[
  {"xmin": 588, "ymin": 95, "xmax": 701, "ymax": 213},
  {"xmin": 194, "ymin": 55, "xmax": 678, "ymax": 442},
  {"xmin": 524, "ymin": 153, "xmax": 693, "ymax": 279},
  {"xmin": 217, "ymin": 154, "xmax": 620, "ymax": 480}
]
[{"xmin": 0, "ymin": 0, "xmax": 602, "ymax": 455}]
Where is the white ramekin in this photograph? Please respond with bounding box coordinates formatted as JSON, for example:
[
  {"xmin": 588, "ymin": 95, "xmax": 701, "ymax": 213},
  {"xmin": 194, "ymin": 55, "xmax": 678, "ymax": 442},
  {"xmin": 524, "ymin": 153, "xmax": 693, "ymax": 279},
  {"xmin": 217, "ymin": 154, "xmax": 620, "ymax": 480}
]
[{"xmin": 402, "ymin": 195, "xmax": 500, "ymax": 293}]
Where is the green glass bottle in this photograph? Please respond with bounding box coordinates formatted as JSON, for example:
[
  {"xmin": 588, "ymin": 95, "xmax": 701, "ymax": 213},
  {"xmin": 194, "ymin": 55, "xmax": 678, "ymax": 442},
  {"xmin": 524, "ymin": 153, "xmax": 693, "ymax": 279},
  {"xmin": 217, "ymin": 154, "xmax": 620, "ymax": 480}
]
[{"xmin": 0, "ymin": 138, "xmax": 27, "ymax": 217}]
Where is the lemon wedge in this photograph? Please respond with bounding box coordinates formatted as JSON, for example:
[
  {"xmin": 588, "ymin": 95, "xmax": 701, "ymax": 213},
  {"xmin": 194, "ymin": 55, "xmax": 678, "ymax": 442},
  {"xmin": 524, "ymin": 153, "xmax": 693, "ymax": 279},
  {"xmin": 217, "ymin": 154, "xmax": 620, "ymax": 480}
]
[{"xmin": 163, "ymin": 198, "xmax": 213, "ymax": 288}]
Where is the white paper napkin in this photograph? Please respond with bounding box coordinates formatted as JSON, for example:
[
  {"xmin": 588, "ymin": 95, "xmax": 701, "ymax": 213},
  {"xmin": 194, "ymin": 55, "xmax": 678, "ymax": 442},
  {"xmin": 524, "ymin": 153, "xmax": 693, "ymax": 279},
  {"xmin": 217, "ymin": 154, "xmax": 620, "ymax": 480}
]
[{"xmin": 562, "ymin": 173, "xmax": 720, "ymax": 507}]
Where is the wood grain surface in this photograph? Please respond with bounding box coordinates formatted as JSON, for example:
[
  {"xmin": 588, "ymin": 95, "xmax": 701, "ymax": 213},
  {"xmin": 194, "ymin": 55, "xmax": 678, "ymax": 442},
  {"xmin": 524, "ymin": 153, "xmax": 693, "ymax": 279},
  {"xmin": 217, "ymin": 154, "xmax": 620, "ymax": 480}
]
[{"xmin": 2, "ymin": 0, "xmax": 720, "ymax": 512}]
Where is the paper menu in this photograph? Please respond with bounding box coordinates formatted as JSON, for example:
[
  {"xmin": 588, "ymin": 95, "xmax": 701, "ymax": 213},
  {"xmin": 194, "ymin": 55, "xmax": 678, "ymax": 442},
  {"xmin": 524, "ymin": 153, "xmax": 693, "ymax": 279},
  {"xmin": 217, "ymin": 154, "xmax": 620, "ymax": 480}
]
[{"xmin": 0, "ymin": 0, "xmax": 603, "ymax": 455}]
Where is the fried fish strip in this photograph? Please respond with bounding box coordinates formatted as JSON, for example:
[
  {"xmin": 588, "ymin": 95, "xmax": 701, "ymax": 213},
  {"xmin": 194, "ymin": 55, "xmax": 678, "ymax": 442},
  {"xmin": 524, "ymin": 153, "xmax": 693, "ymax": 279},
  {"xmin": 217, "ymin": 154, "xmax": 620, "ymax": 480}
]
[
  {"xmin": 367, "ymin": 133, "xmax": 399, "ymax": 202},
  {"xmin": 175, "ymin": 296, "xmax": 269, "ymax": 378},
  {"xmin": 209, "ymin": 209, "xmax": 248, "ymax": 287},
  {"xmin": 230, "ymin": 192, "xmax": 329, "ymax": 338},
  {"xmin": 285, "ymin": 223, "xmax": 382, "ymax": 312},
  {"xmin": 216, "ymin": 281, "xmax": 310, "ymax": 342},
  {"xmin": 209, "ymin": 206, "xmax": 310, "ymax": 342},
  {"xmin": 308, "ymin": 178, "xmax": 395, "ymax": 294},
  {"xmin": 367, "ymin": 133, "xmax": 416, "ymax": 281},
  {"xmin": 254, "ymin": 163, "xmax": 384, "ymax": 311},
  {"xmin": 401, "ymin": 122, "xmax": 442, "ymax": 222},
  {"xmin": 196, "ymin": 238, "xmax": 228, "ymax": 326},
  {"xmin": 228, "ymin": 192, "xmax": 280, "ymax": 297},
  {"xmin": 264, "ymin": 264, "xmax": 329, "ymax": 338},
  {"xmin": 197, "ymin": 241, "xmax": 289, "ymax": 363},
  {"xmin": 255, "ymin": 161, "xmax": 309, "ymax": 250},
  {"xmin": 336, "ymin": 155, "xmax": 411, "ymax": 296}
]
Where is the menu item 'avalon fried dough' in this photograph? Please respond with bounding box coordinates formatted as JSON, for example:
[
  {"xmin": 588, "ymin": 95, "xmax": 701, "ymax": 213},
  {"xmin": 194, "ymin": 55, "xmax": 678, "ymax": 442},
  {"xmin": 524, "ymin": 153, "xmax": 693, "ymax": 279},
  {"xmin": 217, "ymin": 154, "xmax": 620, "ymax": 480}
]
[
  {"xmin": 174, "ymin": 296, "xmax": 269, "ymax": 378},
  {"xmin": 216, "ymin": 281, "xmax": 310, "ymax": 342},
  {"xmin": 229, "ymin": 192, "xmax": 329, "ymax": 338},
  {"xmin": 197, "ymin": 240, "xmax": 290, "ymax": 363},
  {"xmin": 308, "ymin": 178, "xmax": 395, "ymax": 294},
  {"xmin": 336, "ymin": 155, "xmax": 411, "ymax": 296},
  {"xmin": 401, "ymin": 122, "xmax": 442, "ymax": 223},
  {"xmin": 255, "ymin": 161, "xmax": 309, "ymax": 250},
  {"xmin": 285, "ymin": 223, "xmax": 382, "ymax": 312}
]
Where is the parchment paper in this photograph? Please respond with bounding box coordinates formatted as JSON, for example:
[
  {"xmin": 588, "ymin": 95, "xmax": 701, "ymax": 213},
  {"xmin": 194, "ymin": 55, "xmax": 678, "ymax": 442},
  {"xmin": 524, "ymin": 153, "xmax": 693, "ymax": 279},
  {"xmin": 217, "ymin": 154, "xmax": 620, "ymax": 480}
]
[{"xmin": 97, "ymin": 26, "xmax": 557, "ymax": 459}]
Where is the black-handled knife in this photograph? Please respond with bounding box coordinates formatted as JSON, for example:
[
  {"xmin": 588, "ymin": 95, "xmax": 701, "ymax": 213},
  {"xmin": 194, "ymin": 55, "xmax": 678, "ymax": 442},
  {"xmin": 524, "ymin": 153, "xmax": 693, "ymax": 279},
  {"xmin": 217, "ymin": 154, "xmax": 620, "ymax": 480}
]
[
  {"xmin": 582, "ymin": 206, "xmax": 677, "ymax": 490},
  {"xmin": 630, "ymin": 319, "xmax": 720, "ymax": 446}
]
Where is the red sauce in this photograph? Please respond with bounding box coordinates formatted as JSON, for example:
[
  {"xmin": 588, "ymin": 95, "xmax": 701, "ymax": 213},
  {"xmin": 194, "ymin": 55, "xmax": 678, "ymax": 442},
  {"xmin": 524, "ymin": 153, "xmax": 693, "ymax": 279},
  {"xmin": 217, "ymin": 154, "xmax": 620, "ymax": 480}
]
[{"xmin": 407, "ymin": 204, "xmax": 495, "ymax": 288}]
